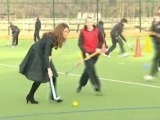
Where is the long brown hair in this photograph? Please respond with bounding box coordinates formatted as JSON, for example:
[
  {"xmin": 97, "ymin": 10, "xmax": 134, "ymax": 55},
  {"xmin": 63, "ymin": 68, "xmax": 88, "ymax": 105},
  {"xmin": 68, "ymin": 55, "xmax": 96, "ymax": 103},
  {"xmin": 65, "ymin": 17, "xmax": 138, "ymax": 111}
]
[{"xmin": 42, "ymin": 23, "xmax": 69, "ymax": 49}]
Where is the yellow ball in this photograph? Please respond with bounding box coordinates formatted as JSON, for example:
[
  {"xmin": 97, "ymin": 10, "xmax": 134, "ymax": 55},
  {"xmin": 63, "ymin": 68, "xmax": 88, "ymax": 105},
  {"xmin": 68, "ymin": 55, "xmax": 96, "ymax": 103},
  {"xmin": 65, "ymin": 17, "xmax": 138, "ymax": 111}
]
[{"xmin": 73, "ymin": 101, "xmax": 78, "ymax": 107}]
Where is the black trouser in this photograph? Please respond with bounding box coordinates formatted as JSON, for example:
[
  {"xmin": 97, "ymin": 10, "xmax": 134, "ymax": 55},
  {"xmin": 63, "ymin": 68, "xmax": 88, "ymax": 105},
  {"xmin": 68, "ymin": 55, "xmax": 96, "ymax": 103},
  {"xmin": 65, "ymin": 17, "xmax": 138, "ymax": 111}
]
[
  {"xmin": 105, "ymin": 34, "xmax": 125, "ymax": 55},
  {"xmin": 78, "ymin": 54, "xmax": 101, "ymax": 91},
  {"xmin": 12, "ymin": 32, "xmax": 19, "ymax": 46},
  {"xmin": 27, "ymin": 77, "xmax": 57, "ymax": 99},
  {"xmin": 158, "ymin": 45, "xmax": 160, "ymax": 67},
  {"xmin": 34, "ymin": 30, "xmax": 40, "ymax": 42},
  {"xmin": 150, "ymin": 42, "xmax": 160, "ymax": 76},
  {"xmin": 27, "ymin": 81, "xmax": 41, "ymax": 98}
]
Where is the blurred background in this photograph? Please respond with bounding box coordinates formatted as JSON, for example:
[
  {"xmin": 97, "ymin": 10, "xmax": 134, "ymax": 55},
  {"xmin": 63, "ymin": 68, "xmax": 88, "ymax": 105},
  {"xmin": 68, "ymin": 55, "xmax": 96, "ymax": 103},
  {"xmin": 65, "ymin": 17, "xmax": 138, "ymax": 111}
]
[{"xmin": 0, "ymin": 0, "xmax": 160, "ymax": 39}]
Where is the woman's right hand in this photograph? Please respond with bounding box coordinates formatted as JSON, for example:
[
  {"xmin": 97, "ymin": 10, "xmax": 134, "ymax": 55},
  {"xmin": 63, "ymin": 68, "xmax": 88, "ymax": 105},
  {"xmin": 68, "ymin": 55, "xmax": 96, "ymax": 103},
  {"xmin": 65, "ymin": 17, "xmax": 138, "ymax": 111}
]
[{"xmin": 47, "ymin": 68, "xmax": 53, "ymax": 79}]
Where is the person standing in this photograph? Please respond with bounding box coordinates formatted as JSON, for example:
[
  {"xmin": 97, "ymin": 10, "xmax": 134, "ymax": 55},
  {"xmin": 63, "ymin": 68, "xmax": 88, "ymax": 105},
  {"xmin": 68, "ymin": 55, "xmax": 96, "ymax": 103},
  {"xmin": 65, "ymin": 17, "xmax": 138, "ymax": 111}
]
[
  {"xmin": 77, "ymin": 17, "xmax": 104, "ymax": 95},
  {"xmin": 34, "ymin": 17, "xmax": 41, "ymax": 42},
  {"xmin": 97, "ymin": 21, "xmax": 108, "ymax": 51},
  {"xmin": 158, "ymin": 6, "xmax": 160, "ymax": 13},
  {"xmin": 105, "ymin": 18, "xmax": 128, "ymax": 57},
  {"xmin": 157, "ymin": 6, "xmax": 160, "ymax": 71},
  {"xmin": 9, "ymin": 22, "xmax": 20, "ymax": 46},
  {"xmin": 144, "ymin": 13, "xmax": 160, "ymax": 80},
  {"xmin": 19, "ymin": 23, "xmax": 70, "ymax": 104}
]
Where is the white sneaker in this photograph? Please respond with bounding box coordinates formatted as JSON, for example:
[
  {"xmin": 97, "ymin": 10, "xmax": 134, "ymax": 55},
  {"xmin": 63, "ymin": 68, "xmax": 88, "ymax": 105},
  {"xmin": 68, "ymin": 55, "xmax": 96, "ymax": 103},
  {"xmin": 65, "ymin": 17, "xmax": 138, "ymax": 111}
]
[
  {"xmin": 119, "ymin": 53, "xmax": 129, "ymax": 57},
  {"xmin": 158, "ymin": 67, "xmax": 160, "ymax": 71},
  {"xmin": 104, "ymin": 54, "xmax": 111, "ymax": 57},
  {"xmin": 144, "ymin": 75, "xmax": 154, "ymax": 80}
]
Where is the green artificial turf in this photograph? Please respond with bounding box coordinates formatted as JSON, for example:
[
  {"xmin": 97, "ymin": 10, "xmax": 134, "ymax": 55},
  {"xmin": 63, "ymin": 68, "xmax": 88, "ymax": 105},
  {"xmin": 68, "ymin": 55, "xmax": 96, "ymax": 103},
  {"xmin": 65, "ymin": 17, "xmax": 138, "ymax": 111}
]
[{"xmin": 0, "ymin": 37, "xmax": 160, "ymax": 120}]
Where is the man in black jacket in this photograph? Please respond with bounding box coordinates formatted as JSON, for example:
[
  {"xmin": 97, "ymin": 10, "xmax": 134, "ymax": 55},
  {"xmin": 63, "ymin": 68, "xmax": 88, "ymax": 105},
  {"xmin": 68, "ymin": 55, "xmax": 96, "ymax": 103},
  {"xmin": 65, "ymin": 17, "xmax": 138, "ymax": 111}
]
[
  {"xmin": 157, "ymin": 6, "xmax": 160, "ymax": 71},
  {"xmin": 96, "ymin": 21, "xmax": 108, "ymax": 51},
  {"xmin": 105, "ymin": 18, "xmax": 128, "ymax": 57},
  {"xmin": 34, "ymin": 17, "xmax": 41, "ymax": 42},
  {"xmin": 9, "ymin": 22, "xmax": 20, "ymax": 46},
  {"xmin": 144, "ymin": 13, "xmax": 160, "ymax": 80}
]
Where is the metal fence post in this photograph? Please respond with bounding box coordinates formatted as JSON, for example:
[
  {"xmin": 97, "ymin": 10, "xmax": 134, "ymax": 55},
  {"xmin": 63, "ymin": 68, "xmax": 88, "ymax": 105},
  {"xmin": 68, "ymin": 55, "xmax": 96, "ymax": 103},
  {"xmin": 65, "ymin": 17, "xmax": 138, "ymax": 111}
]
[{"xmin": 7, "ymin": 0, "xmax": 10, "ymax": 35}]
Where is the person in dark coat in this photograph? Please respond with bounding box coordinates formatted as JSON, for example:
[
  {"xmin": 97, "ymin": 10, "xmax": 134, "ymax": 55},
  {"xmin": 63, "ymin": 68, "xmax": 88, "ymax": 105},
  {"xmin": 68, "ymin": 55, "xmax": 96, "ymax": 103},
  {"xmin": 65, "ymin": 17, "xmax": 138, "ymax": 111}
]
[
  {"xmin": 19, "ymin": 23, "xmax": 70, "ymax": 104},
  {"xmin": 77, "ymin": 17, "xmax": 104, "ymax": 96},
  {"xmin": 96, "ymin": 21, "xmax": 108, "ymax": 50},
  {"xmin": 9, "ymin": 22, "xmax": 20, "ymax": 46},
  {"xmin": 157, "ymin": 7, "xmax": 160, "ymax": 71},
  {"xmin": 34, "ymin": 17, "xmax": 41, "ymax": 42},
  {"xmin": 144, "ymin": 13, "xmax": 160, "ymax": 80},
  {"xmin": 105, "ymin": 18, "xmax": 128, "ymax": 57}
]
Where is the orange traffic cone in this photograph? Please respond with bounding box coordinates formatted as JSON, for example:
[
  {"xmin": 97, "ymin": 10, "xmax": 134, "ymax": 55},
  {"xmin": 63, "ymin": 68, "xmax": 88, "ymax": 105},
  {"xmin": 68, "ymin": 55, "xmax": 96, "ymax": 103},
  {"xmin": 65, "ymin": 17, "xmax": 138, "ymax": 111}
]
[{"xmin": 134, "ymin": 36, "xmax": 142, "ymax": 57}]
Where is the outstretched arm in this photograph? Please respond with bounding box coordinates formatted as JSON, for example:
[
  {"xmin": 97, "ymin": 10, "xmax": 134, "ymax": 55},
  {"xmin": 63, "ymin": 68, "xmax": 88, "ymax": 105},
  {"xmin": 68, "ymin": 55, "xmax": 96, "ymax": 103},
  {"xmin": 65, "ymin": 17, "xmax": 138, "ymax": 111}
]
[{"xmin": 120, "ymin": 33, "xmax": 127, "ymax": 42}]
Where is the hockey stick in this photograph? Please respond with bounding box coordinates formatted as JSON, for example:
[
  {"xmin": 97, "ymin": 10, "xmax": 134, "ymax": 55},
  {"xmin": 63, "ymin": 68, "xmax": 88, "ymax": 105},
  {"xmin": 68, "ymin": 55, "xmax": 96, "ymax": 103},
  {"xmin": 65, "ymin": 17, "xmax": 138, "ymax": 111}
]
[
  {"xmin": 134, "ymin": 26, "xmax": 160, "ymax": 38},
  {"xmin": 5, "ymin": 26, "xmax": 12, "ymax": 47},
  {"xmin": 65, "ymin": 51, "xmax": 100, "ymax": 75},
  {"xmin": 126, "ymin": 42, "xmax": 134, "ymax": 51},
  {"xmin": 49, "ymin": 77, "xmax": 60, "ymax": 100},
  {"xmin": 117, "ymin": 36, "xmax": 134, "ymax": 51}
]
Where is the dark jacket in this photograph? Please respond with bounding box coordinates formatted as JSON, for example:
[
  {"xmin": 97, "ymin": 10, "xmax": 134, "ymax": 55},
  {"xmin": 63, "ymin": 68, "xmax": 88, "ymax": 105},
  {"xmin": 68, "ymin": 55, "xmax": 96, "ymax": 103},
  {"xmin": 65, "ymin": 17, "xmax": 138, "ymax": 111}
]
[
  {"xmin": 150, "ymin": 22, "xmax": 160, "ymax": 44},
  {"xmin": 10, "ymin": 24, "xmax": 20, "ymax": 34},
  {"xmin": 111, "ymin": 22, "xmax": 126, "ymax": 42},
  {"xmin": 97, "ymin": 24, "xmax": 106, "ymax": 38},
  {"xmin": 19, "ymin": 37, "xmax": 58, "ymax": 83},
  {"xmin": 35, "ymin": 19, "xmax": 41, "ymax": 31}
]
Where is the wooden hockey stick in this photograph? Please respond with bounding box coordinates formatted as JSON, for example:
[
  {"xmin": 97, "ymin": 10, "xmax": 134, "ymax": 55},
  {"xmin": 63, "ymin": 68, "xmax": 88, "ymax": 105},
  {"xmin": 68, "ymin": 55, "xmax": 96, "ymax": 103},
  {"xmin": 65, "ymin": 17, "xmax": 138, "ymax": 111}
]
[
  {"xmin": 134, "ymin": 26, "xmax": 160, "ymax": 38},
  {"xmin": 65, "ymin": 51, "xmax": 100, "ymax": 75}
]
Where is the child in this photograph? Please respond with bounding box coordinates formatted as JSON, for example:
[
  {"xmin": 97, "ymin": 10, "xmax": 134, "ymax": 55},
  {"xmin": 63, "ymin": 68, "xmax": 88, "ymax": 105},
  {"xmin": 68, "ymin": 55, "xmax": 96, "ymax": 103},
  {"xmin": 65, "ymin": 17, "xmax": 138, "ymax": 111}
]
[
  {"xmin": 105, "ymin": 18, "xmax": 128, "ymax": 57},
  {"xmin": 77, "ymin": 17, "xmax": 103, "ymax": 95}
]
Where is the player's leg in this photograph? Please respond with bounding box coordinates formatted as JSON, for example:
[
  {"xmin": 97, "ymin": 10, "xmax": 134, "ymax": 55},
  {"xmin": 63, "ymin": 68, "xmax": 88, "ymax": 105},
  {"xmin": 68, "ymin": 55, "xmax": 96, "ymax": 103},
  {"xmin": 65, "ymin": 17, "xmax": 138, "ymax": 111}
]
[
  {"xmin": 26, "ymin": 81, "xmax": 41, "ymax": 104},
  {"xmin": 34, "ymin": 31, "xmax": 37, "ymax": 42},
  {"xmin": 77, "ymin": 68, "xmax": 89, "ymax": 93},
  {"xmin": 105, "ymin": 35, "xmax": 117, "ymax": 56}
]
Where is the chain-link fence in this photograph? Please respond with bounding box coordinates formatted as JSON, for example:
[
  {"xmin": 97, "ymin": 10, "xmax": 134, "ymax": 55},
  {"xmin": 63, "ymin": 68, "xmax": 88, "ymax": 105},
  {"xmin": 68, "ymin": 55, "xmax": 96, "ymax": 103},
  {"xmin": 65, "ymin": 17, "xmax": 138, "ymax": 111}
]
[
  {"xmin": 0, "ymin": 0, "xmax": 160, "ymax": 38},
  {"xmin": 1, "ymin": 0, "xmax": 160, "ymax": 19}
]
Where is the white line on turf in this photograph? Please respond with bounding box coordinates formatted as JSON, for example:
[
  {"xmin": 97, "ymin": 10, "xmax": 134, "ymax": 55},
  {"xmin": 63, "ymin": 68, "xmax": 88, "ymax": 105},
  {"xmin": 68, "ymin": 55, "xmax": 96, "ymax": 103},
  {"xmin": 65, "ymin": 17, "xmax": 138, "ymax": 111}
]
[
  {"xmin": 59, "ymin": 72, "xmax": 160, "ymax": 89},
  {"xmin": 1, "ymin": 63, "xmax": 160, "ymax": 89},
  {"xmin": 0, "ymin": 64, "xmax": 18, "ymax": 68}
]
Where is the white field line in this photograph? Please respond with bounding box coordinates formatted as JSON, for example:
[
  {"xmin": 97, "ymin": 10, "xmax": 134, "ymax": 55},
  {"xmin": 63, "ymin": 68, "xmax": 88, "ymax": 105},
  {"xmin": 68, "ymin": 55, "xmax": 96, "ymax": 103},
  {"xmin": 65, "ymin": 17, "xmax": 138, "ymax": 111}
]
[
  {"xmin": 0, "ymin": 64, "xmax": 19, "ymax": 68},
  {"xmin": 59, "ymin": 72, "xmax": 160, "ymax": 89},
  {"xmin": 1, "ymin": 63, "xmax": 160, "ymax": 89}
]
